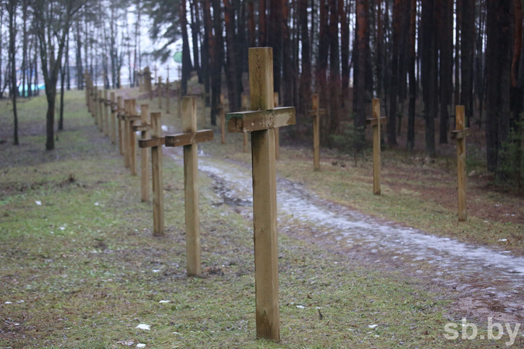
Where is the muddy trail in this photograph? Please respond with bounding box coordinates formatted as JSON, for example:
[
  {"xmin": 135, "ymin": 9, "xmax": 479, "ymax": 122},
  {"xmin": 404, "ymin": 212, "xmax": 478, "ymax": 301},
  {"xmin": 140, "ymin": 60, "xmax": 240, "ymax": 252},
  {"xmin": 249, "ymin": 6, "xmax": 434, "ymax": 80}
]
[{"xmin": 159, "ymin": 138, "xmax": 524, "ymax": 325}]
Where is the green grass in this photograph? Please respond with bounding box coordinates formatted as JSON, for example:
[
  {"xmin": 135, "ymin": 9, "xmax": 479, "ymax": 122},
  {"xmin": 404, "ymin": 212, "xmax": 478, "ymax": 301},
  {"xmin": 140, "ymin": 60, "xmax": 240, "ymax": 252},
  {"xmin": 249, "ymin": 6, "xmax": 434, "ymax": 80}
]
[{"xmin": 0, "ymin": 91, "xmax": 514, "ymax": 348}]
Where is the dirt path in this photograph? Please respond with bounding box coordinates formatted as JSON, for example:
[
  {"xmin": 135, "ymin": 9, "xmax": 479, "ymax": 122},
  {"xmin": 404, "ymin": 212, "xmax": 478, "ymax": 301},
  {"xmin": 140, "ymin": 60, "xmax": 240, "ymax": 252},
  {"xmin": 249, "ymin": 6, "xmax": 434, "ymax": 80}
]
[{"xmin": 161, "ymin": 144, "xmax": 524, "ymax": 325}]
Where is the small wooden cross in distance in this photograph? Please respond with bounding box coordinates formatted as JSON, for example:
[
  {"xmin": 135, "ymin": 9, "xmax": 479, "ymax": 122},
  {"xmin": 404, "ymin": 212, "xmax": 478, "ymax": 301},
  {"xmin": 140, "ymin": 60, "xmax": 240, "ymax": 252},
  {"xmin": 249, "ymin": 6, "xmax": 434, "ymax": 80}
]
[
  {"xmin": 225, "ymin": 47, "xmax": 296, "ymax": 341},
  {"xmin": 164, "ymin": 96, "xmax": 214, "ymax": 276},
  {"xmin": 307, "ymin": 94, "xmax": 326, "ymax": 171},
  {"xmin": 451, "ymin": 105, "xmax": 470, "ymax": 222},
  {"xmin": 366, "ymin": 98, "xmax": 387, "ymax": 195}
]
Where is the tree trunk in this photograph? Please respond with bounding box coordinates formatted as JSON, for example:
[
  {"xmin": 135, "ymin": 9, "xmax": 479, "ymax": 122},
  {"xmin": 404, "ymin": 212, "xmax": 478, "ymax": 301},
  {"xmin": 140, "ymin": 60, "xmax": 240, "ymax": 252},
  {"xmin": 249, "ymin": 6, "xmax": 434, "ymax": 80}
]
[
  {"xmin": 328, "ymin": 0, "xmax": 340, "ymax": 136},
  {"xmin": 422, "ymin": 0, "xmax": 437, "ymax": 157},
  {"xmin": 298, "ymin": 0, "xmax": 310, "ymax": 115},
  {"xmin": 223, "ymin": 0, "xmax": 240, "ymax": 111},
  {"xmin": 211, "ymin": 0, "xmax": 224, "ymax": 125},
  {"xmin": 407, "ymin": 0, "xmax": 416, "ymax": 150},
  {"xmin": 282, "ymin": 0, "xmax": 293, "ymax": 107},
  {"xmin": 181, "ymin": 0, "xmax": 193, "ymax": 95},
  {"xmin": 269, "ymin": 0, "xmax": 282, "ymax": 95},
  {"xmin": 354, "ymin": 0, "xmax": 369, "ymax": 151},
  {"xmin": 461, "ymin": 0, "xmax": 475, "ymax": 127},
  {"xmin": 388, "ymin": 0, "xmax": 400, "ymax": 146},
  {"xmin": 8, "ymin": 0, "xmax": 19, "ymax": 145},
  {"xmin": 259, "ymin": 0, "xmax": 267, "ymax": 46},
  {"xmin": 439, "ymin": 0, "xmax": 453, "ymax": 144},
  {"xmin": 190, "ymin": 0, "xmax": 201, "ymax": 82},
  {"xmin": 247, "ymin": 1, "xmax": 256, "ymax": 47},
  {"xmin": 340, "ymin": 0, "xmax": 350, "ymax": 92}
]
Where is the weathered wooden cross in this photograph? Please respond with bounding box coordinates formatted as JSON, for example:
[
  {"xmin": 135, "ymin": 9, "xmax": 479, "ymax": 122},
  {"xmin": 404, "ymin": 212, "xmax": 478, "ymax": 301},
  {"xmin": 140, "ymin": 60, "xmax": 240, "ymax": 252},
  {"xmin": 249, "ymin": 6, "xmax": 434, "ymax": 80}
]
[
  {"xmin": 132, "ymin": 104, "xmax": 152, "ymax": 202},
  {"xmin": 110, "ymin": 92, "xmax": 117, "ymax": 144},
  {"xmin": 307, "ymin": 94, "xmax": 326, "ymax": 171},
  {"xmin": 143, "ymin": 67, "xmax": 153, "ymax": 100},
  {"xmin": 103, "ymin": 90, "xmax": 110, "ymax": 137},
  {"xmin": 118, "ymin": 99, "xmax": 141, "ymax": 174},
  {"xmin": 138, "ymin": 112, "xmax": 166, "ymax": 235},
  {"xmin": 451, "ymin": 105, "xmax": 470, "ymax": 222},
  {"xmin": 98, "ymin": 90, "xmax": 104, "ymax": 133},
  {"xmin": 366, "ymin": 98, "xmax": 387, "ymax": 195},
  {"xmin": 164, "ymin": 97, "xmax": 214, "ymax": 275},
  {"xmin": 116, "ymin": 96, "xmax": 124, "ymax": 155},
  {"xmin": 226, "ymin": 47, "xmax": 296, "ymax": 341}
]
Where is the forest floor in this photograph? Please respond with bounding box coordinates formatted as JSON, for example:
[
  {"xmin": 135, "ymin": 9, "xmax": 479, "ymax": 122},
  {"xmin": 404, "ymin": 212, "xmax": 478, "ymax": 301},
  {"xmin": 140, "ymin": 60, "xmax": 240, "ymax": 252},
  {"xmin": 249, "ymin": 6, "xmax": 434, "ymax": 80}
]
[{"xmin": 0, "ymin": 88, "xmax": 523, "ymax": 348}]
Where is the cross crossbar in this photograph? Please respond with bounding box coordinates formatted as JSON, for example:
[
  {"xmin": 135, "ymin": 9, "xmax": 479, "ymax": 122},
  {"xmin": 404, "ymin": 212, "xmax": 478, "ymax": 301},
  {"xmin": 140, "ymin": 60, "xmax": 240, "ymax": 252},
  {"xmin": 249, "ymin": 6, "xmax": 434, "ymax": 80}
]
[
  {"xmin": 451, "ymin": 129, "xmax": 471, "ymax": 140},
  {"xmin": 366, "ymin": 116, "xmax": 388, "ymax": 126},
  {"xmin": 226, "ymin": 107, "xmax": 296, "ymax": 133},
  {"xmin": 165, "ymin": 129, "xmax": 214, "ymax": 147}
]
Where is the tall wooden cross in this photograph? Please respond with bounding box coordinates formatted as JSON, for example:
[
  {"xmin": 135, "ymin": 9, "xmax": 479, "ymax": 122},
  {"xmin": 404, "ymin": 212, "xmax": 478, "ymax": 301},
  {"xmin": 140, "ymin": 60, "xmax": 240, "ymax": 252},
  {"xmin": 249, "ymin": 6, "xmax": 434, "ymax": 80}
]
[
  {"xmin": 164, "ymin": 96, "xmax": 214, "ymax": 276},
  {"xmin": 116, "ymin": 96, "xmax": 124, "ymax": 155},
  {"xmin": 132, "ymin": 105, "xmax": 152, "ymax": 202},
  {"xmin": 366, "ymin": 99, "xmax": 387, "ymax": 195},
  {"xmin": 138, "ymin": 112, "xmax": 165, "ymax": 235},
  {"xmin": 118, "ymin": 99, "xmax": 140, "ymax": 174},
  {"xmin": 307, "ymin": 94, "xmax": 326, "ymax": 171},
  {"xmin": 451, "ymin": 105, "xmax": 470, "ymax": 221},
  {"xmin": 103, "ymin": 90, "xmax": 110, "ymax": 137},
  {"xmin": 225, "ymin": 47, "xmax": 296, "ymax": 341},
  {"xmin": 110, "ymin": 92, "xmax": 117, "ymax": 144}
]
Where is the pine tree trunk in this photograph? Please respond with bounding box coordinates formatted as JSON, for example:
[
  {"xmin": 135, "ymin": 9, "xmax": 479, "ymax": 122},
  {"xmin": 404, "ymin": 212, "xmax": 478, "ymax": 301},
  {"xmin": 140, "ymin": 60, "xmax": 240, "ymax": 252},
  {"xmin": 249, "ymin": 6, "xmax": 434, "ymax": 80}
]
[
  {"xmin": 388, "ymin": 0, "xmax": 400, "ymax": 146},
  {"xmin": 422, "ymin": 0, "xmax": 437, "ymax": 157},
  {"xmin": 461, "ymin": 0, "xmax": 475, "ymax": 127},
  {"xmin": 180, "ymin": 0, "xmax": 193, "ymax": 95},
  {"xmin": 407, "ymin": 0, "xmax": 416, "ymax": 150},
  {"xmin": 354, "ymin": 0, "xmax": 369, "ymax": 151},
  {"xmin": 439, "ymin": 0, "xmax": 453, "ymax": 144},
  {"xmin": 223, "ymin": 0, "xmax": 240, "ymax": 111}
]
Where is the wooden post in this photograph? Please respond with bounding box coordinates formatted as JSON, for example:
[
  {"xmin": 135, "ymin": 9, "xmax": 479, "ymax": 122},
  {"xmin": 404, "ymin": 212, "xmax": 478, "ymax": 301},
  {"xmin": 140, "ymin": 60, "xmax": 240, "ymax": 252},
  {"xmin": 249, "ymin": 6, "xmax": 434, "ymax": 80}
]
[
  {"xmin": 242, "ymin": 95, "xmax": 249, "ymax": 153},
  {"xmin": 451, "ymin": 105, "xmax": 469, "ymax": 222},
  {"xmin": 307, "ymin": 94, "xmax": 326, "ymax": 171},
  {"xmin": 103, "ymin": 90, "xmax": 109, "ymax": 137},
  {"xmin": 93, "ymin": 86, "xmax": 98, "ymax": 125},
  {"xmin": 225, "ymin": 48, "xmax": 296, "ymax": 341},
  {"xmin": 129, "ymin": 99, "xmax": 137, "ymax": 176},
  {"xmin": 366, "ymin": 99, "xmax": 387, "ymax": 195},
  {"xmin": 163, "ymin": 96, "xmax": 214, "ymax": 276},
  {"xmin": 123, "ymin": 100, "xmax": 130, "ymax": 167},
  {"xmin": 274, "ymin": 92, "xmax": 280, "ymax": 160},
  {"xmin": 220, "ymin": 94, "xmax": 226, "ymax": 144},
  {"xmin": 139, "ymin": 105, "xmax": 150, "ymax": 202},
  {"xmin": 98, "ymin": 90, "xmax": 104, "ymax": 133},
  {"xmin": 166, "ymin": 77, "xmax": 170, "ymax": 114},
  {"xmin": 144, "ymin": 67, "xmax": 152, "ymax": 100},
  {"xmin": 110, "ymin": 92, "xmax": 117, "ymax": 144},
  {"xmin": 158, "ymin": 76, "xmax": 162, "ymax": 109},
  {"xmin": 117, "ymin": 96, "xmax": 124, "ymax": 155}
]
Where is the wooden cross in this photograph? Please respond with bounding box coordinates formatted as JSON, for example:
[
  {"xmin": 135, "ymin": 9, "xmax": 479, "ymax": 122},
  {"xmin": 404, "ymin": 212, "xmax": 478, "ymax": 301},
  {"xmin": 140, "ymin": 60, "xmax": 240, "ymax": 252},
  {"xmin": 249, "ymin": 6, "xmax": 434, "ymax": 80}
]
[
  {"xmin": 132, "ymin": 104, "xmax": 152, "ymax": 202},
  {"xmin": 103, "ymin": 90, "xmax": 110, "ymax": 137},
  {"xmin": 84, "ymin": 73, "xmax": 90, "ymax": 111},
  {"xmin": 92, "ymin": 86, "xmax": 98, "ymax": 125},
  {"xmin": 451, "ymin": 105, "xmax": 470, "ymax": 222},
  {"xmin": 307, "ymin": 94, "xmax": 326, "ymax": 171},
  {"xmin": 366, "ymin": 99, "xmax": 387, "ymax": 195},
  {"xmin": 143, "ymin": 67, "xmax": 152, "ymax": 100},
  {"xmin": 110, "ymin": 92, "xmax": 117, "ymax": 144},
  {"xmin": 118, "ymin": 99, "xmax": 141, "ymax": 174},
  {"xmin": 219, "ymin": 94, "xmax": 226, "ymax": 144},
  {"xmin": 98, "ymin": 90, "xmax": 104, "ymax": 133},
  {"xmin": 164, "ymin": 96, "xmax": 214, "ymax": 276},
  {"xmin": 273, "ymin": 92, "xmax": 280, "ymax": 160},
  {"xmin": 225, "ymin": 47, "xmax": 296, "ymax": 341},
  {"xmin": 138, "ymin": 112, "xmax": 165, "ymax": 235},
  {"xmin": 116, "ymin": 96, "xmax": 124, "ymax": 155},
  {"xmin": 241, "ymin": 94, "xmax": 249, "ymax": 153}
]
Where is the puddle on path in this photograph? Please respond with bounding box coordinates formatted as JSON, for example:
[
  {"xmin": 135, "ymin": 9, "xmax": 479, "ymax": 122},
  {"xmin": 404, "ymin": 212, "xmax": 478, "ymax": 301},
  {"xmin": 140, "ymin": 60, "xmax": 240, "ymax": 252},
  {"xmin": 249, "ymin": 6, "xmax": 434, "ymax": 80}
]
[{"xmin": 164, "ymin": 148, "xmax": 524, "ymax": 322}]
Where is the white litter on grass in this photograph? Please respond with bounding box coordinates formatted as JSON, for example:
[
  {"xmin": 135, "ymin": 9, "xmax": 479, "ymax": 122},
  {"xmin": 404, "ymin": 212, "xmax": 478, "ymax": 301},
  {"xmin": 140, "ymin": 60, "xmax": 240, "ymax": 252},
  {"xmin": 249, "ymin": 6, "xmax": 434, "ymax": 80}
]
[
  {"xmin": 159, "ymin": 300, "xmax": 170, "ymax": 303},
  {"xmin": 368, "ymin": 324, "xmax": 378, "ymax": 329},
  {"xmin": 499, "ymin": 239, "xmax": 508, "ymax": 242},
  {"xmin": 35, "ymin": 201, "xmax": 42, "ymax": 205},
  {"xmin": 296, "ymin": 305, "xmax": 305, "ymax": 309},
  {"xmin": 152, "ymin": 269, "xmax": 161, "ymax": 273},
  {"xmin": 94, "ymin": 202, "xmax": 99, "ymax": 206},
  {"xmin": 4, "ymin": 301, "xmax": 12, "ymax": 304},
  {"xmin": 136, "ymin": 344, "xmax": 146, "ymax": 348},
  {"xmin": 16, "ymin": 300, "xmax": 24, "ymax": 303},
  {"xmin": 136, "ymin": 324, "xmax": 150, "ymax": 330},
  {"xmin": 60, "ymin": 227, "xmax": 65, "ymax": 230}
]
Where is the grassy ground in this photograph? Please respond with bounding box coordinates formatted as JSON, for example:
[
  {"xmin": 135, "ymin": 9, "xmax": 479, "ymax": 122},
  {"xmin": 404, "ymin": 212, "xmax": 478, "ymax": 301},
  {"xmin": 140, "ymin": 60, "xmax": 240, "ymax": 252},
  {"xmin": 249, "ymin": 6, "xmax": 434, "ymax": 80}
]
[{"xmin": 0, "ymin": 90, "xmax": 519, "ymax": 348}]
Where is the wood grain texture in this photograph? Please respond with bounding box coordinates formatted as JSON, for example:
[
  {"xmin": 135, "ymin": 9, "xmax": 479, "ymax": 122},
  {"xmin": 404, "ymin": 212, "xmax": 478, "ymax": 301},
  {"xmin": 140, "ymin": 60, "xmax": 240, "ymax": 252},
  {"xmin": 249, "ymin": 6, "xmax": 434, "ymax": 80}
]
[
  {"xmin": 372, "ymin": 98, "xmax": 381, "ymax": 195},
  {"xmin": 117, "ymin": 97, "xmax": 123, "ymax": 155},
  {"xmin": 226, "ymin": 107, "xmax": 296, "ymax": 133},
  {"xmin": 110, "ymin": 92, "xmax": 116, "ymax": 144},
  {"xmin": 129, "ymin": 99, "xmax": 137, "ymax": 176},
  {"xmin": 151, "ymin": 112, "xmax": 164, "ymax": 235},
  {"xmin": 164, "ymin": 130, "xmax": 214, "ymax": 147},
  {"xmin": 140, "ymin": 105, "xmax": 150, "ymax": 202}
]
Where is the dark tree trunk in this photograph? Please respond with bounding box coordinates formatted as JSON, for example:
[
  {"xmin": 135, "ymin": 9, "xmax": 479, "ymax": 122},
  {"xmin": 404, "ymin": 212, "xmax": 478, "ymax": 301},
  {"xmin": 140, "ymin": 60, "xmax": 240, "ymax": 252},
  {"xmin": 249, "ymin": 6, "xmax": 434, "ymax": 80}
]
[
  {"xmin": 180, "ymin": 0, "xmax": 193, "ymax": 95},
  {"xmin": 439, "ymin": 0, "xmax": 453, "ymax": 144},
  {"xmin": 354, "ymin": 0, "xmax": 369, "ymax": 150},
  {"xmin": 282, "ymin": 0, "xmax": 293, "ymax": 107},
  {"xmin": 298, "ymin": 0, "xmax": 310, "ymax": 115},
  {"xmin": 201, "ymin": 0, "xmax": 211, "ymax": 106},
  {"xmin": 422, "ymin": 0, "xmax": 437, "ymax": 157},
  {"xmin": 76, "ymin": 20, "xmax": 83, "ymax": 90},
  {"xmin": 210, "ymin": 0, "xmax": 224, "ymax": 125},
  {"xmin": 375, "ymin": 0, "xmax": 383, "ymax": 99},
  {"xmin": 485, "ymin": 0, "xmax": 513, "ymax": 178},
  {"xmin": 328, "ymin": 0, "xmax": 340, "ymax": 136},
  {"xmin": 407, "ymin": 0, "xmax": 416, "ymax": 150},
  {"xmin": 247, "ymin": 1, "xmax": 256, "ymax": 47},
  {"xmin": 7, "ymin": 0, "xmax": 19, "ymax": 145},
  {"xmin": 454, "ymin": 0, "xmax": 461, "ymax": 105},
  {"xmin": 223, "ymin": 0, "xmax": 240, "ymax": 111},
  {"xmin": 461, "ymin": 0, "xmax": 475, "ymax": 127},
  {"xmin": 259, "ymin": 0, "xmax": 267, "ymax": 46},
  {"xmin": 388, "ymin": 0, "xmax": 400, "ymax": 146},
  {"xmin": 269, "ymin": 0, "xmax": 282, "ymax": 95},
  {"xmin": 59, "ymin": 53, "xmax": 66, "ymax": 131},
  {"xmin": 190, "ymin": 0, "xmax": 201, "ymax": 82},
  {"xmin": 340, "ymin": 0, "xmax": 350, "ymax": 92}
]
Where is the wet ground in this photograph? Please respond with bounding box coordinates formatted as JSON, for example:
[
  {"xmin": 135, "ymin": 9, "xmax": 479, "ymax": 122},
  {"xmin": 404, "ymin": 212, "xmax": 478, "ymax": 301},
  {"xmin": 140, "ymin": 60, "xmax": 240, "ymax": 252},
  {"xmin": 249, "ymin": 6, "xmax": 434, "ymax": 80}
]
[{"xmin": 162, "ymin": 140, "xmax": 524, "ymax": 325}]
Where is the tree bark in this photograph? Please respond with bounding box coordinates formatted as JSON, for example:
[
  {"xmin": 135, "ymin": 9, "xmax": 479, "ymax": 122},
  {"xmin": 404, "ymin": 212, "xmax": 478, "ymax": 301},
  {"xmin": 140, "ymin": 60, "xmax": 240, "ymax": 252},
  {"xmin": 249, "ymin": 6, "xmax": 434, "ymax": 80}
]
[
  {"xmin": 407, "ymin": 0, "xmax": 416, "ymax": 150},
  {"xmin": 354, "ymin": 0, "xmax": 369, "ymax": 151},
  {"xmin": 180, "ymin": 0, "xmax": 193, "ymax": 95},
  {"xmin": 461, "ymin": 0, "xmax": 475, "ymax": 127},
  {"xmin": 7, "ymin": 0, "xmax": 19, "ymax": 145},
  {"xmin": 439, "ymin": 0, "xmax": 453, "ymax": 144},
  {"xmin": 422, "ymin": 0, "xmax": 437, "ymax": 157}
]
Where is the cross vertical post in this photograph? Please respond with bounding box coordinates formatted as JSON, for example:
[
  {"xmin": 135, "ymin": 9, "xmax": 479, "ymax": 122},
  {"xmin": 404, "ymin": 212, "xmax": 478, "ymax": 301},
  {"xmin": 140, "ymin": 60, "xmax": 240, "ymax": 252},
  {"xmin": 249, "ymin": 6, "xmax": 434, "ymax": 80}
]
[
  {"xmin": 274, "ymin": 92, "xmax": 280, "ymax": 160},
  {"xmin": 139, "ymin": 105, "xmax": 150, "ymax": 201},
  {"xmin": 103, "ymin": 90, "xmax": 109, "ymax": 137},
  {"xmin": 366, "ymin": 98, "xmax": 387, "ymax": 195},
  {"xmin": 117, "ymin": 96, "xmax": 124, "ymax": 155},
  {"xmin": 226, "ymin": 47, "xmax": 296, "ymax": 341},
  {"xmin": 308, "ymin": 94, "xmax": 325, "ymax": 171},
  {"xmin": 452, "ymin": 105, "xmax": 469, "ymax": 221},
  {"xmin": 123, "ymin": 100, "xmax": 131, "ymax": 167},
  {"xmin": 151, "ymin": 112, "xmax": 165, "ymax": 235},
  {"xmin": 164, "ymin": 97, "xmax": 214, "ymax": 276},
  {"xmin": 166, "ymin": 77, "xmax": 170, "ymax": 114},
  {"xmin": 110, "ymin": 92, "xmax": 116, "ymax": 144},
  {"xmin": 128, "ymin": 99, "xmax": 137, "ymax": 176},
  {"xmin": 158, "ymin": 76, "xmax": 163, "ymax": 109},
  {"xmin": 242, "ymin": 95, "xmax": 249, "ymax": 153},
  {"xmin": 93, "ymin": 86, "xmax": 98, "ymax": 126},
  {"xmin": 98, "ymin": 90, "xmax": 104, "ymax": 132}
]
